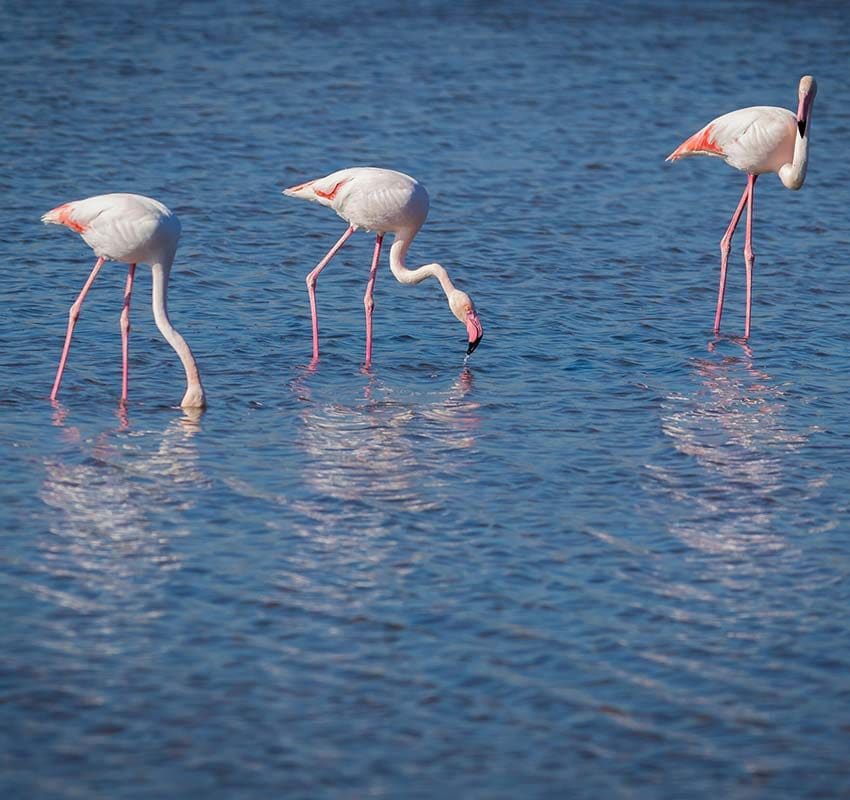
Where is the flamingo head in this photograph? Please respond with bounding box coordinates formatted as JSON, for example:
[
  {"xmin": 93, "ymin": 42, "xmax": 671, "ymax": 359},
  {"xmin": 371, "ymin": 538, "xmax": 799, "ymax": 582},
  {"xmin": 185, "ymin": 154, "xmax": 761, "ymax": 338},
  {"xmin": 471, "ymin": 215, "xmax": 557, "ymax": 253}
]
[
  {"xmin": 181, "ymin": 385, "xmax": 207, "ymax": 410},
  {"xmin": 798, "ymin": 75, "xmax": 817, "ymax": 100},
  {"xmin": 797, "ymin": 75, "xmax": 817, "ymax": 136},
  {"xmin": 449, "ymin": 290, "xmax": 483, "ymax": 355}
]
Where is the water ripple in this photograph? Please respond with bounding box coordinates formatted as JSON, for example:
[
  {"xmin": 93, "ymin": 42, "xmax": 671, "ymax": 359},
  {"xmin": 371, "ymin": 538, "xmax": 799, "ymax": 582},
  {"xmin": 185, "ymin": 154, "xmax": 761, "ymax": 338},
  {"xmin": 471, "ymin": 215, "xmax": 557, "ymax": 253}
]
[{"xmin": 2, "ymin": 1, "xmax": 850, "ymax": 799}]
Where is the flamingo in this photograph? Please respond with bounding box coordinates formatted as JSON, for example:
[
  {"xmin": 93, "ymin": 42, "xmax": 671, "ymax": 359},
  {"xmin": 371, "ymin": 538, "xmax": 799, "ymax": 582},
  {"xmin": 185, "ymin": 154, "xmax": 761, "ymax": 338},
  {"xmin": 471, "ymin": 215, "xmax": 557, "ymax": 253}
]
[
  {"xmin": 666, "ymin": 75, "xmax": 817, "ymax": 338},
  {"xmin": 283, "ymin": 167, "xmax": 483, "ymax": 363},
  {"xmin": 41, "ymin": 193, "xmax": 206, "ymax": 409}
]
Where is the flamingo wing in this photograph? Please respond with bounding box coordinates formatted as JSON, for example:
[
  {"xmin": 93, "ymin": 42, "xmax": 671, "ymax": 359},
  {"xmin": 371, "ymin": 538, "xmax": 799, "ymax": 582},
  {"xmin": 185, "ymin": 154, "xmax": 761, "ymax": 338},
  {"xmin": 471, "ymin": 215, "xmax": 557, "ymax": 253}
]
[
  {"xmin": 283, "ymin": 169, "xmax": 355, "ymax": 205},
  {"xmin": 42, "ymin": 194, "xmax": 175, "ymax": 262},
  {"xmin": 667, "ymin": 106, "xmax": 797, "ymax": 174},
  {"xmin": 284, "ymin": 168, "xmax": 426, "ymax": 233}
]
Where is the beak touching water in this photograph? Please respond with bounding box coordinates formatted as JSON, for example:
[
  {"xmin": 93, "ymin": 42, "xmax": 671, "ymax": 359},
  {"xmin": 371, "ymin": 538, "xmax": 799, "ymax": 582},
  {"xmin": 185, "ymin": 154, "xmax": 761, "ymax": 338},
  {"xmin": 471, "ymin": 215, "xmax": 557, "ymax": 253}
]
[{"xmin": 466, "ymin": 309, "xmax": 483, "ymax": 355}]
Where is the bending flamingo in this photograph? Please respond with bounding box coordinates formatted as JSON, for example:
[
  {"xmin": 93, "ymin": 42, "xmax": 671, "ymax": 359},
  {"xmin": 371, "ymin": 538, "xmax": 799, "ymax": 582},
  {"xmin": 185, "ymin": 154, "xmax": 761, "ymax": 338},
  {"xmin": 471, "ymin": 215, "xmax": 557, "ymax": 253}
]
[
  {"xmin": 41, "ymin": 193, "xmax": 206, "ymax": 408},
  {"xmin": 667, "ymin": 75, "xmax": 817, "ymax": 338},
  {"xmin": 283, "ymin": 167, "xmax": 483, "ymax": 363}
]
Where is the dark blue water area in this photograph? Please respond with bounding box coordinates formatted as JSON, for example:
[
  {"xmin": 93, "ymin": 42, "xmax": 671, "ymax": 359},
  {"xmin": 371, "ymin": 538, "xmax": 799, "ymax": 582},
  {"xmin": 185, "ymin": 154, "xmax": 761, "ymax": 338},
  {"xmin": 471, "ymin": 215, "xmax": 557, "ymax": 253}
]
[{"xmin": 1, "ymin": 1, "xmax": 850, "ymax": 797}]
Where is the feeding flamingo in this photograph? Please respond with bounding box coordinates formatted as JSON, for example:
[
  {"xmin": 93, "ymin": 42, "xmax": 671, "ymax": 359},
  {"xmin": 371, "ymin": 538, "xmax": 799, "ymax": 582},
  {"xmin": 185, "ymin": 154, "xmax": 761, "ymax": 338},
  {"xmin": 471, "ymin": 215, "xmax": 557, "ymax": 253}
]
[
  {"xmin": 666, "ymin": 75, "xmax": 817, "ymax": 338},
  {"xmin": 283, "ymin": 167, "xmax": 483, "ymax": 363},
  {"xmin": 41, "ymin": 193, "xmax": 206, "ymax": 408}
]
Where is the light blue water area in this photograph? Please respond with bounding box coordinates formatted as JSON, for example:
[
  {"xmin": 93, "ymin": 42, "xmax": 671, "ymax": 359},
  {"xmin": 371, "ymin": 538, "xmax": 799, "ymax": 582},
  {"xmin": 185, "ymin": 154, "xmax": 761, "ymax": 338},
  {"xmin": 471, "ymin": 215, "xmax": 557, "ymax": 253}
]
[{"xmin": 2, "ymin": 1, "xmax": 850, "ymax": 797}]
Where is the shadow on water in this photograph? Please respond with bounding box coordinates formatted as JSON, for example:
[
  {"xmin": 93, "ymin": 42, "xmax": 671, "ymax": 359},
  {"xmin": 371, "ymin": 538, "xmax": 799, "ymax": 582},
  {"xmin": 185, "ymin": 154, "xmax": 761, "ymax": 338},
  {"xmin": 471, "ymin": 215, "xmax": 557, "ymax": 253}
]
[{"xmin": 649, "ymin": 337, "xmax": 820, "ymax": 554}]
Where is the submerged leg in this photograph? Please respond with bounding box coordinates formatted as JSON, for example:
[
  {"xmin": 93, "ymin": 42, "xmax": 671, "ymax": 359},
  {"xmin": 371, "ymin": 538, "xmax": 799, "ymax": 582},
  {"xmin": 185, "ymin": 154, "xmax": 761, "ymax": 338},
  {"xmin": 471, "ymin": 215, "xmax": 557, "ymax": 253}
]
[
  {"xmin": 120, "ymin": 263, "xmax": 137, "ymax": 403},
  {"xmin": 714, "ymin": 181, "xmax": 750, "ymax": 334},
  {"xmin": 363, "ymin": 234, "xmax": 384, "ymax": 365},
  {"xmin": 306, "ymin": 225, "xmax": 356, "ymax": 361},
  {"xmin": 743, "ymin": 174, "xmax": 757, "ymax": 339},
  {"xmin": 50, "ymin": 256, "xmax": 106, "ymax": 400}
]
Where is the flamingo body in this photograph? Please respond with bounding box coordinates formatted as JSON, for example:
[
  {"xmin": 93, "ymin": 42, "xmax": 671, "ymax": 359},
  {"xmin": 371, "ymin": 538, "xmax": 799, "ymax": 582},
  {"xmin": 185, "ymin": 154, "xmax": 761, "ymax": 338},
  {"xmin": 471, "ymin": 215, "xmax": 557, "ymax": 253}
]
[
  {"xmin": 284, "ymin": 167, "xmax": 483, "ymax": 363},
  {"xmin": 666, "ymin": 76, "xmax": 817, "ymax": 338},
  {"xmin": 42, "ymin": 193, "xmax": 205, "ymax": 409},
  {"xmin": 287, "ymin": 167, "xmax": 429, "ymax": 235},
  {"xmin": 44, "ymin": 193, "xmax": 180, "ymax": 265},
  {"xmin": 668, "ymin": 106, "xmax": 798, "ymax": 176}
]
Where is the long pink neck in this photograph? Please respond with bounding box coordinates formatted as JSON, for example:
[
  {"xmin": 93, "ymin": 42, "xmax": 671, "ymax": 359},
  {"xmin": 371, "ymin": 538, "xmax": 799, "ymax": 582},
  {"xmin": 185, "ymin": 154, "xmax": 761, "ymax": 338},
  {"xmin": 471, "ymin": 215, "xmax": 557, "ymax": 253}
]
[{"xmin": 388, "ymin": 232, "xmax": 456, "ymax": 301}]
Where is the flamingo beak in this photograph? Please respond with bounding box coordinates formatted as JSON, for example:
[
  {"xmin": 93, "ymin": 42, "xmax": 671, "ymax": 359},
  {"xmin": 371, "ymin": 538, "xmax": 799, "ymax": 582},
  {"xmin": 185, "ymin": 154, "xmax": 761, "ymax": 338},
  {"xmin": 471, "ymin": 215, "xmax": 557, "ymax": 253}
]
[
  {"xmin": 466, "ymin": 309, "xmax": 483, "ymax": 355},
  {"xmin": 797, "ymin": 78, "xmax": 816, "ymax": 136},
  {"xmin": 797, "ymin": 94, "xmax": 813, "ymax": 136}
]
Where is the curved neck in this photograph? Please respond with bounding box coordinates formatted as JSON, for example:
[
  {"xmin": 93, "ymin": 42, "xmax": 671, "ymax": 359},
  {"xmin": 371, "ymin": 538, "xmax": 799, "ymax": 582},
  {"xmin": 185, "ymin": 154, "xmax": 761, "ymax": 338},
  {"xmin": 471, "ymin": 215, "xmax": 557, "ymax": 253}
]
[
  {"xmin": 388, "ymin": 234, "xmax": 456, "ymax": 301},
  {"xmin": 151, "ymin": 262, "xmax": 206, "ymax": 408},
  {"xmin": 779, "ymin": 91, "xmax": 813, "ymax": 190},
  {"xmin": 778, "ymin": 133, "xmax": 809, "ymax": 190}
]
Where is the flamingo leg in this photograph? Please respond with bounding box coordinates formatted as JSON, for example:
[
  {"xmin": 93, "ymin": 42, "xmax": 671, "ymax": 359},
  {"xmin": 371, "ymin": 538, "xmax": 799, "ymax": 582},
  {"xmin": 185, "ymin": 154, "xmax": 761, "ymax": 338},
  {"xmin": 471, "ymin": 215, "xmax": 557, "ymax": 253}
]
[
  {"xmin": 120, "ymin": 263, "xmax": 137, "ymax": 403},
  {"xmin": 305, "ymin": 225, "xmax": 356, "ymax": 361},
  {"xmin": 50, "ymin": 256, "xmax": 106, "ymax": 400},
  {"xmin": 743, "ymin": 174, "xmax": 757, "ymax": 339},
  {"xmin": 715, "ymin": 181, "xmax": 751, "ymax": 334},
  {"xmin": 363, "ymin": 234, "xmax": 384, "ymax": 365}
]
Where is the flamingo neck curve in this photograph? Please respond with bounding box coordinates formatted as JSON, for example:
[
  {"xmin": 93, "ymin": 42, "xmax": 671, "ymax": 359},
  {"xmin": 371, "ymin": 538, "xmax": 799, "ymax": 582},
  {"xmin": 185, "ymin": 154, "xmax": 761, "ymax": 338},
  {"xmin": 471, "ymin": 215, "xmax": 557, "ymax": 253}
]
[
  {"xmin": 388, "ymin": 231, "xmax": 456, "ymax": 301},
  {"xmin": 779, "ymin": 88, "xmax": 814, "ymax": 190},
  {"xmin": 778, "ymin": 133, "xmax": 810, "ymax": 190},
  {"xmin": 150, "ymin": 260, "xmax": 206, "ymax": 408}
]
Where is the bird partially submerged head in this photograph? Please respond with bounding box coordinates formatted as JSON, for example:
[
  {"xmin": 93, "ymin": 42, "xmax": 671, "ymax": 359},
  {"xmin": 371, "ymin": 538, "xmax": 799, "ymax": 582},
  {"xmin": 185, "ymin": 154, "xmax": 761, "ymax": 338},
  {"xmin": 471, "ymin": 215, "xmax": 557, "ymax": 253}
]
[{"xmin": 449, "ymin": 290, "xmax": 483, "ymax": 355}]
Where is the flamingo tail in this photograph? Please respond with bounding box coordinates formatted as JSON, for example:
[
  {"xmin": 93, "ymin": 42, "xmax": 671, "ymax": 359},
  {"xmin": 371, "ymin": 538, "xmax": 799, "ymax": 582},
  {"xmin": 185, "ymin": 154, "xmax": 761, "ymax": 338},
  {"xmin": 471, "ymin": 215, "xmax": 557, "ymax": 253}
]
[
  {"xmin": 666, "ymin": 125, "xmax": 725, "ymax": 162},
  {"xmin": 41, "ymin": 203, "xmax": 86, "ymax": 232}
]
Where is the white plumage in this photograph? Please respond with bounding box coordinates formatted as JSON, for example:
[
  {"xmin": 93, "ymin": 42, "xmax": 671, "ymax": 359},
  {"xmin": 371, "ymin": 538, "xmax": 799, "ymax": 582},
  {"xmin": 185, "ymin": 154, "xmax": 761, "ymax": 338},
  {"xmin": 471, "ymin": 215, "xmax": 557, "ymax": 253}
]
[
  {"xmin": 286, "ymin": 167, "xmax": 429, "ymax": 235},
  {"xmin": 666, "ymin": 76, "xmax": 817, "ymax": 338},
  {"xmin": 43, "ymin": 193, "xmax": 180, "ymax": 264},
  {"xmin": 42, "ymin": 193, "xmax": 205, "ymax": 409},
  {"xmin": 284, "ymin": 167, "xmax": 483, "ymax": 363},
  {"xmin": 694, "ymin": 106, "xmax": 798, "ymax": 174}
]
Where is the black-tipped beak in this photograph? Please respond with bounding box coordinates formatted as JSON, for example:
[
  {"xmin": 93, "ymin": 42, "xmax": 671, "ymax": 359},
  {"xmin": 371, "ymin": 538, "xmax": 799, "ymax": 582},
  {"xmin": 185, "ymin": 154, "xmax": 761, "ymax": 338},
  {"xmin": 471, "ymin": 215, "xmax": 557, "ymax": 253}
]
[{"xmin": 465, "ymin": 309, "xmax": 483, "ymax": 355}]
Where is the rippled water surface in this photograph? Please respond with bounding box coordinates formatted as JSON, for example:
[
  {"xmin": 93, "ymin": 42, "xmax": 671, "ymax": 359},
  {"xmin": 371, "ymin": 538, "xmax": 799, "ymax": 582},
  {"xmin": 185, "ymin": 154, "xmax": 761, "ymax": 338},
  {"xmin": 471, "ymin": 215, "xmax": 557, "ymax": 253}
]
[{"xmin": 2, "ymin": 1, "xmax": 850, "ymax": 797}]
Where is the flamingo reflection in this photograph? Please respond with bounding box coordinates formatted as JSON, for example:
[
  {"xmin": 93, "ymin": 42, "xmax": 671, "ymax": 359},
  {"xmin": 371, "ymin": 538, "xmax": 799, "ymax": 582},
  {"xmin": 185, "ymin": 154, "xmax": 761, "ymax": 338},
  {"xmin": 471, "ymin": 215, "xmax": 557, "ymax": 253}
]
[
  {"xmin": 290, "ymin": 368, "xmax": 480, "ymax": 535},
  {"xmin": 38, "ymin": 408, "xmax": 208, "ymax": 611},
  {"xmin": 652, "ymin": 338, "xmax": 819, "ymax": 553}
]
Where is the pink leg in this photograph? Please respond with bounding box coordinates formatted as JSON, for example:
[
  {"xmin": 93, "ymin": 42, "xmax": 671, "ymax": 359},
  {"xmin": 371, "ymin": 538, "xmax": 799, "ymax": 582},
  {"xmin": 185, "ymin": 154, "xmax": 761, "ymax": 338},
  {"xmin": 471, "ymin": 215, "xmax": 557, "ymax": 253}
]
[
  {"xmin": 714, "ymin": 181, "xmax": 750, "ymax": 334},
  {"xmin": 50, "ymin": 256, "xmax": 106, "ymax": 400},
  {"xmin": 743, "ymin": 174, "xmax": 757, "ymax": 339},
  {"xmin": 306, "ymin": 225, "xmax": 356, "ymax": 361},
  {"xmin": 363, "ymin": 234, "xmax": 384, "ymax": 364},
  {"xmin": 120, "ymin": 263, "xmax": 137, "ymax": 403}
]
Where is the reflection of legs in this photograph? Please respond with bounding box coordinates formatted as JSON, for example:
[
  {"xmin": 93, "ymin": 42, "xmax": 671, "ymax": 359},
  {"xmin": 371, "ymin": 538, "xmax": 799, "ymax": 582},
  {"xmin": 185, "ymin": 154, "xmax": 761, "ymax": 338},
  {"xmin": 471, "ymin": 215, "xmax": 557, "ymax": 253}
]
[
  {"xmin": 743, "ymin": 174, "xmax": 757, "ymax": 339},
  {"xmin": 306, "ymin": 225, "xmax": 356, "ymax": 361},
  {"xmin": 715, "ymin": 182, "xmax": 750, "ymax": 334},
  {"xmin": 120, "ymin": 263, "xmax": 137, "ymax": 403},
  {"xmin": 363, "ymin": 234, "xmax": 384, "ymax": 364},
  {"xmin": 51, "ymin": 257, "xmax": 106, "ymax": 400}
]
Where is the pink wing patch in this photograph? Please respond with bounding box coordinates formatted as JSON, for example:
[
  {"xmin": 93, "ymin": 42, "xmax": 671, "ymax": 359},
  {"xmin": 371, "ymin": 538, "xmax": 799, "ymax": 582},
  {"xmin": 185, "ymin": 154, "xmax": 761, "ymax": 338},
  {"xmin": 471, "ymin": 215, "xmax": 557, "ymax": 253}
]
[
  {"xmin": 666, "ymin": 125, "xmax": 724, "ymax": 161},
  {"xmin": 314, "ymin": 179, "xmax": 348, "ymax": 200},
  {"xmin": 43, "ymin": 203, "xmax": 87, "ymax": 233}
]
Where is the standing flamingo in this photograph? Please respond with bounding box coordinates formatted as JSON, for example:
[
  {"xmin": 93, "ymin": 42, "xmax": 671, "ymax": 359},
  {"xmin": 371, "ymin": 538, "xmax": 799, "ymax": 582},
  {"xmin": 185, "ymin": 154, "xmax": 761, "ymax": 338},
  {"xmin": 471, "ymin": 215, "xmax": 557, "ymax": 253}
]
[
  {"xmin": 41, "ymin": 193, "xmax": 206, "ymax": 408},
  {"xmin": 283, "ymin": 167, "xmax": 483, "ymax": 363},
  {"xmin": 666, "ymin": 75, "xmax": 817, "ymax": 338}
]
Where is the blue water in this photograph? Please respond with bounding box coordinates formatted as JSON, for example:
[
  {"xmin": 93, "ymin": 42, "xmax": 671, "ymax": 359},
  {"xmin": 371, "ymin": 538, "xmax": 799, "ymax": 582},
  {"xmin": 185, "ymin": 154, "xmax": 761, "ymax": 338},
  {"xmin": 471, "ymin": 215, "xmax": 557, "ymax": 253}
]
[{"xmin": 2, "ymin": 1, "xmax": 850, "ymax": 797}]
